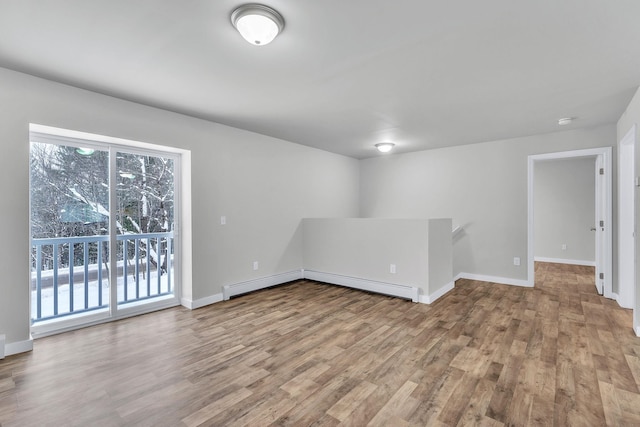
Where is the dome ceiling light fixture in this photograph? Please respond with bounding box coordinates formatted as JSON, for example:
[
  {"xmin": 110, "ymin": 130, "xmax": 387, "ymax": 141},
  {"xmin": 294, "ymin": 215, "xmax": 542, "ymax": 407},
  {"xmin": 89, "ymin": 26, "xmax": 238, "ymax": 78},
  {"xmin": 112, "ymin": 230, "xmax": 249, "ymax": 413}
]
[
  {"xmin": 375, "ymin": 142, "xmax": 395, "ymax": 153},
  {"xmin": 231, "ymin": 4, "xmax": 284, "ymax": 46}
]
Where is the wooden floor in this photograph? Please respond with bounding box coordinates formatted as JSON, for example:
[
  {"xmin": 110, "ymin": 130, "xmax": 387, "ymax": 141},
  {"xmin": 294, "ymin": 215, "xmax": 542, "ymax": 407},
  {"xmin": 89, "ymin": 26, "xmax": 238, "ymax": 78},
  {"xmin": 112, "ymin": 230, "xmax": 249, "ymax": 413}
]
[{"xmin": 1, "ymin": 262, "xmax": 639, "ymax": 426}]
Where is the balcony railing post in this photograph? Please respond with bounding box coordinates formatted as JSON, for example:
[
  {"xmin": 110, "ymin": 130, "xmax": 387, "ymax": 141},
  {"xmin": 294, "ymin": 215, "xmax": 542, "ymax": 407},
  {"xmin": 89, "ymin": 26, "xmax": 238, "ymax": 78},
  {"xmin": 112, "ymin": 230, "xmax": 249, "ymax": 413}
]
[
  {"xmin": 53, "ymin": 244, "xmax": 59, "ymax": 316},
  {"xmin": 36, "ymin": 244, "xmax": 42, "ymax": 320},
  {"xmin": 168, "ymin": 236, "xmax": 172, "ymax": 293},
  {"xmin": 69, "ymin": 243, "xmax": 74, "ymax": 313},
  {"xmin": 146, "ymin": 237, "xmax": 151, "ymax": 298},
  {"xmin": 84, "ymin": 242, "xmax": 89, "ymax": 309},
  {"xmin": 134, "ymin": 240, "xmax": 140, "ymax": 300},
  {"xmin": 157, "ymin": 236, "xmax": 161, "ymax": 295},
  {"xmin": 98, "ymin": 241, "xmax": 103, "ymax": 307},
  {"xmin": 123, "ymin": 239, "xmax": 128, "ymax": 302}
]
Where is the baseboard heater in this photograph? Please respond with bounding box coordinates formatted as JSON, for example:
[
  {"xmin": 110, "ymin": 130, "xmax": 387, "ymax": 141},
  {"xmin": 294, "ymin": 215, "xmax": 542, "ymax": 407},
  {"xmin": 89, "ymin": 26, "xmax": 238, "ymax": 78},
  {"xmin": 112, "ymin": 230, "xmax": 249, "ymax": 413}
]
[
  {"xmin": 303, "ymin": 270, "xmax": 420, "ymax": 302},
  {"xmin": 223, "ymin": 270, "xmax": 304, "ymax": 300},
  {"xmin": 221, "ymin": 269, "xmax": 420, "ymax": 303}
]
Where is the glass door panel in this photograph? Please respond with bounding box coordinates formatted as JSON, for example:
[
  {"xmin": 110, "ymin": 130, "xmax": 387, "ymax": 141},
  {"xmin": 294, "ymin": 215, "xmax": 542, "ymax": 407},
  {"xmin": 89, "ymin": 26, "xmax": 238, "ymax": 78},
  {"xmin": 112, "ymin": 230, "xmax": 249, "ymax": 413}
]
[
  {"xmin": 115, "ymin": 152, "xmax": 175, "ymax": 306},
  {"xmin": 30, "ymin": 142, "xmax": 110, "ymax": 321}
]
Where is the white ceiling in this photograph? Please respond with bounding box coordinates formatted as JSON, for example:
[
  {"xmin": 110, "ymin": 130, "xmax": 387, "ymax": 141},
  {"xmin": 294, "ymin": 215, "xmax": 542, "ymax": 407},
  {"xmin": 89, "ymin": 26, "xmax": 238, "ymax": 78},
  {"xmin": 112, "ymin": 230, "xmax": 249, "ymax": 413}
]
[{"xmin": 1, "ymin": 0, "xmax": 639, "ymax": 159}]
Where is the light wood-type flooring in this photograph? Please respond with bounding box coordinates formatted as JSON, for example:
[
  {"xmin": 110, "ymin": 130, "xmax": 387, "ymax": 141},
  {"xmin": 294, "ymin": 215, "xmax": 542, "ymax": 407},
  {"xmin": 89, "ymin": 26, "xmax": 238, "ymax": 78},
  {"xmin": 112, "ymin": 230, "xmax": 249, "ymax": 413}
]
[{"xmin": 1, "ymin": 262, "xmax": 640, "ymax": 426}]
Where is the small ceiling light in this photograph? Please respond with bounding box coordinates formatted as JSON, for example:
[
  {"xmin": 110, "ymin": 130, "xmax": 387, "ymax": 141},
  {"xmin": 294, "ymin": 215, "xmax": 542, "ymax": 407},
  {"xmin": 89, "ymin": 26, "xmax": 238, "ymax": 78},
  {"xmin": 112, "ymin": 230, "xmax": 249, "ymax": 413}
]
[
  {"xmin": 231, "ymin": 4, "xmax": 284, "ymax": 46},
  {"xmin": 375, "ymin": 143, "xmax": 395, "ymax": 153},
  {"xmin": 76, "ymin": 147, "xmax": 95, "ymax": 156},
  {"xmin": 558, "ymin": 117, "xmax": 575, "ymax": 126}
]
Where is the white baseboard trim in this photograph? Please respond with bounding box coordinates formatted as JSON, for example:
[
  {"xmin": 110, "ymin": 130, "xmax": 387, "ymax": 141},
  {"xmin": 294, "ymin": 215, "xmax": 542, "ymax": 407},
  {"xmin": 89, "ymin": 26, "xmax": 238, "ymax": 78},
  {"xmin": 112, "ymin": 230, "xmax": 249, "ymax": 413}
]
[
  {"xmin": 0, "ymin": 334, "xmax": 4, "ymax": 359},
  {"xmin": 534, "ymin": 257, "xmax": 596, "ymax": 267},
  {"xmin": 182, "ymin": 293, "xmax": 223, "ymax": 310},
  {"xmin": 454, "ymin": 272, "xmax": 533, "ymax": 288},
  {"xmin": 222, "ymin": 270, "xmax": 304, "ymax": 301},
  {"xmin": 5, "ymin": 337, "xmax": 33, "ymax": 357},
  {"xmin": 303, "ymin": 270, "xmax": 420, "ymax": 302},
  {"xmin": 419, "ymin": 281, "xmax": 455, "ymax": 304},
  {"xmin": 612, "ymin": 292, "xmax": 633, "ymax": 309},
  {"xmin": 533, "ymin": 257, "xmax": 596, "ymax": 267}
]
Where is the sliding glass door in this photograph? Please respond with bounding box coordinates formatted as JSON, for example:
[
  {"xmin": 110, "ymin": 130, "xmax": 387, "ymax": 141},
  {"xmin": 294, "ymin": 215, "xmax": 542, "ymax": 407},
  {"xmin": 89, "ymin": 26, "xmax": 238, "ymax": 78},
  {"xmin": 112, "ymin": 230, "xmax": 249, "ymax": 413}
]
[{"xmin": 29, "ymin": 132, "xmax": 179, "ymax": 333}]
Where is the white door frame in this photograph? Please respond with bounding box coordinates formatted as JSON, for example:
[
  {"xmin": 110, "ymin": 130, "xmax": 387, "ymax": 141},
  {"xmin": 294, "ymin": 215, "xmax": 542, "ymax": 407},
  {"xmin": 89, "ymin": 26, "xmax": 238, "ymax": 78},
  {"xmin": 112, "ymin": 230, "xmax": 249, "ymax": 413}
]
[
  {"xmin": 618, "ymin": 125, "xmax": 636, "ymax": 309},
  {"xmin": 29, "ymin": 124, "xmax": 184, "ymax": 338},
  {"xmin": 527, "ymin": 147, "xmax": 612, "ymax": 295}
]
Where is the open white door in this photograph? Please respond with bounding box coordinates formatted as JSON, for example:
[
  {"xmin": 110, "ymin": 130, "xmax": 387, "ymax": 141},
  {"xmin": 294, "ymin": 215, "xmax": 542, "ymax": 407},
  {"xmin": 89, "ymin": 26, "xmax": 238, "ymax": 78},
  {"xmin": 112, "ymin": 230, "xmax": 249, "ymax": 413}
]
[
  {"xmin": 618, "ymin": 125, "xmax": 636, "ymax": 309},
  {"xmin": 594, "ymin": 154, "xmax": 605, "ymax": 295},
  {"xmin": 636, "ymin": 130, "xmax": 640, "ymax": 336}
]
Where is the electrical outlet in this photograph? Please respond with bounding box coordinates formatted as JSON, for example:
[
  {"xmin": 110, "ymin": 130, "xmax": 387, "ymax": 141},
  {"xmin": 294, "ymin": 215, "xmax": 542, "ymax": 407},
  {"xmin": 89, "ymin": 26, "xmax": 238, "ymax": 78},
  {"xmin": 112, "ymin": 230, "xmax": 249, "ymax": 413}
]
[
  {"xmin": 390, "ymin": 264, "xmax": 396, "ymax": 274},
  {"xmin": 220, "ymin": 216, "xmax": 226, "ymax": 225},
  {"xmin": 561, "ymin": 244, "xmax": 567, "ymax": 250},
  {"xmin": 513, "ymin": 257, "xmax": 520, "ymax": 266},
  {"xmin": 253, "ymin": 261, "xmax": 259, "ymax": 271}
]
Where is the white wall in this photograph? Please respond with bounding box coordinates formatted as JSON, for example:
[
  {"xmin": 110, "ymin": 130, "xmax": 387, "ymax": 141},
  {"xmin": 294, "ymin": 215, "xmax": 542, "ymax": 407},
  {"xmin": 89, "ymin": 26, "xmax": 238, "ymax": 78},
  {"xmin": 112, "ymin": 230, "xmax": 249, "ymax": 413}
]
[
  {"xmin": 0, "ymin": 67, "xmax": 359, "ymax": 351},
  {"xmin": 534, "ymin": 158, "xmax": 596, "ymax": 264},
  {"xmin": 302, "ymin": 218, "xmax": 452, "ymax": 301},
  {"xmin": 360, "ymin": 125, "xmax": 616, "ymax": 285},
  {"xmin": 427, "ymin": 218, "xmax": 454, "ymax": 299},
  {"xmin": 617, "ymin": 86, "xmax": 640, "ymax": 334}
]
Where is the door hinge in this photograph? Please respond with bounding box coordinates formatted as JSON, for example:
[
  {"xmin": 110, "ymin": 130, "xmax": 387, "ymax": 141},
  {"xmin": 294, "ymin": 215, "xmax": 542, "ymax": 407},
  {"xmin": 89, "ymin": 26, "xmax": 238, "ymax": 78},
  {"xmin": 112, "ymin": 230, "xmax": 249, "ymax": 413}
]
[
  {"xmin": 599, "ymin": 273, "xmax": 604, "ymax": 280},
  {"xmin": 599, "ymin": 168, "xmax": 604, "ymax": 175}
]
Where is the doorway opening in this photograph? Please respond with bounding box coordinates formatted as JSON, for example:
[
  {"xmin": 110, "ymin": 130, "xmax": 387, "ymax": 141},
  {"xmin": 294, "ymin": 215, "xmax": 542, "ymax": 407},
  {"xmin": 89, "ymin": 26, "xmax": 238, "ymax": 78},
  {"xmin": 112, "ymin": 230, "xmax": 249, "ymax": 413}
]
[{"xmin": 527, "ymin": 148, "xmax": 612, "ymax": 296}]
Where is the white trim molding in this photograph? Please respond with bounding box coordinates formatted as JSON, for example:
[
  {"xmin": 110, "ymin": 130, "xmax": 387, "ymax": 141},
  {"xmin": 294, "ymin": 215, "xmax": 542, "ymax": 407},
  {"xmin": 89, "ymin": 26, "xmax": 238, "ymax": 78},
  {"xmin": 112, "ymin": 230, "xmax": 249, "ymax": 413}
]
[
  {"xmin": 420, "ymin": 281, "xmax": 455, "ymax": 304},
  {"xmin": 534, "ymin": 257, "xmax": 596, "ymax": 267},
  {"xmin": 182, "ymin": 294, "xmax": 223, "ymax": 310},
  {"xmin": 0, "ymin": 334, "xmax": 4, "ymax": 359},
  {"xmin": 454, "ymin": 272, "xmax": 533, "ymax": 288},
  {"xmin": 303, "ymin": 270, "xmax": 420, "ymax": 302},
  {"xmin": 613, "ymin": 293, "xmax": 633, "ymax": 310},
  {"xmin": 5, "ymin": 337, "xmax": 34, "ymax": 357},
  {"xmin": 222, "ymin": 270, "xmax": 304, "ymax": 301}
]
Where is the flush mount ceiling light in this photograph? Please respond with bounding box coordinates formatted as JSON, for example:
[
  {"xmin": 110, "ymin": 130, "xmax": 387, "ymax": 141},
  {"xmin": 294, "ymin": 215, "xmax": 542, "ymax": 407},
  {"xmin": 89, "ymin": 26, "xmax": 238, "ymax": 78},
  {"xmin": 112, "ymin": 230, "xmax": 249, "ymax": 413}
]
[
  {"xmin": 231, "ymin": 4, "xmax": 284, "ymax": 46},
  {"xmin": 558, "ymin": 117, "xmax": 576, "ymax": 126},
  {"xmin": 375, "ymin": 142, "xmax": 395, "ymax": 153}
]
